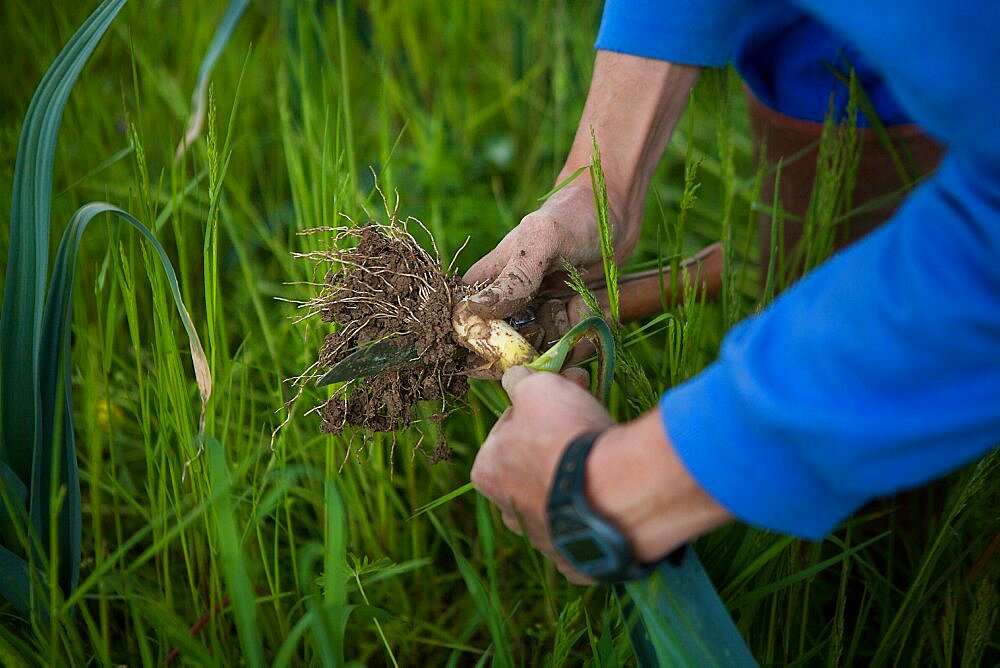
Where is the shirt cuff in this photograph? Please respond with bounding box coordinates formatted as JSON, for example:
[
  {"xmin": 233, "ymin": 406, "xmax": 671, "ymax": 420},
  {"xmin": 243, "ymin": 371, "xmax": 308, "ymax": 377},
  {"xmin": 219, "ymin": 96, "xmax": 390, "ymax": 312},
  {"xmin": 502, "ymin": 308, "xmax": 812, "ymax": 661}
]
[
  {"xmin": 659, "ymin": 360, "xmax": 866, "ymax": 539},
  {"xmin": 596, "ymin": 0, "xmax": 751, "ymax": 67}
]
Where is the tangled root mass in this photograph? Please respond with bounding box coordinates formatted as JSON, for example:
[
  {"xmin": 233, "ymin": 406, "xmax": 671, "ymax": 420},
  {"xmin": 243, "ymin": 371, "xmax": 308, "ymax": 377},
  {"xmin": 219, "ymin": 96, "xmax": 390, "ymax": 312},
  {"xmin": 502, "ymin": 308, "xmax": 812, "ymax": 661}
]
[{"xmin": 308, "ymin": 222, "xmax": 471, "ymax": 433}]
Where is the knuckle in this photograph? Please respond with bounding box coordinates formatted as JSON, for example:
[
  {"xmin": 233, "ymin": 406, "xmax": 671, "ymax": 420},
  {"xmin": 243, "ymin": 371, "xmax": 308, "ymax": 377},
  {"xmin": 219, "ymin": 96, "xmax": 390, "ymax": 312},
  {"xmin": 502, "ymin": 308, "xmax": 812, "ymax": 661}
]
[
  {"xmin": 503, "ymin": 259, "xmax": 539, "ymax": 290},
  {"xmin": 470, "ymin": 456, "xmax": 492, "ymax": 493},
  {"xmin": 523, "ymin": 370, "xmax": 567, "ymax": 394},
  {"xmin": 519, "ymin": 214, "xmax": 561, "ymax": 249},
  {"xmin": 508, "ymin": 372, "xmax": 546, "ymax": 400}
]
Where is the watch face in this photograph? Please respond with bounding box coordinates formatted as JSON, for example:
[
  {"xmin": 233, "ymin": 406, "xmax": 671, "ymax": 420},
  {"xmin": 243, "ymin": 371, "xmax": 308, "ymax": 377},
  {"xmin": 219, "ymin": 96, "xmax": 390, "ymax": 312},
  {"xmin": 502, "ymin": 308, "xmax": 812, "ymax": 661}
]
[{"xmin": 559, "ymin": 535, "xmax": 609, "ymax": 566}]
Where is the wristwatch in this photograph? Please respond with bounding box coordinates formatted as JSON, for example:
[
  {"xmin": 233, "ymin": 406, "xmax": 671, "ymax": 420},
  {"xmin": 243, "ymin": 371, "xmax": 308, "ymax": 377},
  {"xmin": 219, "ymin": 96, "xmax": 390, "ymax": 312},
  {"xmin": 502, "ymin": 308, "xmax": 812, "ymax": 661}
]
[{"xmin": 546, "ymin": 431, "xmax": 685, "ymax": 583}]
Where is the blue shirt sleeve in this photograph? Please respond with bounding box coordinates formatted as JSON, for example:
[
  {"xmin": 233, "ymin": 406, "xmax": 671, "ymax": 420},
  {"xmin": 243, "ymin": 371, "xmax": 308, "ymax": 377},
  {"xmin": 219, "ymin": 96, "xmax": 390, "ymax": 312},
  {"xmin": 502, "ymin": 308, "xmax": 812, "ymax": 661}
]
[
  {"xmin": 661, "ymin": 154, "xmax": 1000, "ymax": 538},
  {"xmin": 597, "ymin": 0, "xmax": 1000, "ymax": 537},
  {"xmin": 796, "ymin": 0, "xmax": 1000, "ymax": 170},
  {"xmin": 596, "ymin": 0, "xmax": 752, "ymax": 67}
]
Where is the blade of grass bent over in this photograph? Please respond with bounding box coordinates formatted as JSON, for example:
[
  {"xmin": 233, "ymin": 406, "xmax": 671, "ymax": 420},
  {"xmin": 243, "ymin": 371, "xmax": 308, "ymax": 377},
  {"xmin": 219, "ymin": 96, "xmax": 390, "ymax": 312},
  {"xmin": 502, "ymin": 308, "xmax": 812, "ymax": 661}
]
[
  {"xmin": 175, "ymin": 0, "xmax": 252, "ymax": 161},
  {"xmin": 33, "ymin": 202, "xmax": 212, "ymax": 604},
  {"xmin": 527, "ymin": 316, "xmax": 615, "ymax": 403}
]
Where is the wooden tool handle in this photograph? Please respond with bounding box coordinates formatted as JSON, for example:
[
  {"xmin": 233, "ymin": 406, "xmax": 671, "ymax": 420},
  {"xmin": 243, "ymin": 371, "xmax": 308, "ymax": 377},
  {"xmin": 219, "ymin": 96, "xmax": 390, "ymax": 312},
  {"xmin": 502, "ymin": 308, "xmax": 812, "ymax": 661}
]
[{"xmin": 571, "ymin": 243, "xmax": 724, "ymax": 325}]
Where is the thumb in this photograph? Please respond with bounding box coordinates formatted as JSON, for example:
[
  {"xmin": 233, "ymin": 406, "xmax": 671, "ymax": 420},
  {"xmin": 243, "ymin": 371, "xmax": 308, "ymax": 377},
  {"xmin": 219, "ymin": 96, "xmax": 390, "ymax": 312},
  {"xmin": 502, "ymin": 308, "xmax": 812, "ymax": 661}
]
[
  {"xmin": 465, "ymin": 245, "xmax": 553, "ymax": 319},
  {"xmin": 501, "ymin": 365, "xmax": 534, "ymax": 399},
  {"xmin": 560, "ymin": 366, "xmax": 590, "ymax": 391}
]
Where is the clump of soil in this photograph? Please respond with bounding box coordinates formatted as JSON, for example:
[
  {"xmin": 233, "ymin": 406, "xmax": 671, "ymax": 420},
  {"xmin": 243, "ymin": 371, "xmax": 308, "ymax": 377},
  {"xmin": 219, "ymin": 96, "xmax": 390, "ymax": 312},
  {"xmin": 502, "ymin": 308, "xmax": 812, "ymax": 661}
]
[{"xmin": 306, "ymin": 220, "xmax": 472, "ymax": 434}]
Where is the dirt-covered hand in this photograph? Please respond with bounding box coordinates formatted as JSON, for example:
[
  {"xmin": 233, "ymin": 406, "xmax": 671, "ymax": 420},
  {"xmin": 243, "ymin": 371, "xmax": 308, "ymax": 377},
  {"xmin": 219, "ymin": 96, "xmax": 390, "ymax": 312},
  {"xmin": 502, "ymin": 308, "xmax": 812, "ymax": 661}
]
[
  {"xmin": 463, "ymin": 183, "xmax": 634, "ymax": 320},
  {"xmin": 471, "ymin": 366, "xmax": 613, "ymax": 585},
  {"xmin": 473, "ymin": 367, "xmax": 733, "ymax": 582}
]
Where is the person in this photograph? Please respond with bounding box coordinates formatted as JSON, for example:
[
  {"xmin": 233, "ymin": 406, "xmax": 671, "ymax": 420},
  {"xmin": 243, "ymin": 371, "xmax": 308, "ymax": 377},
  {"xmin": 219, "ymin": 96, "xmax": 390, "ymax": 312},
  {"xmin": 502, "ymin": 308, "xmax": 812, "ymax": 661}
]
[{"xmin": 464, "ymin": 0, "xmax": 1000, "ymax": 584}]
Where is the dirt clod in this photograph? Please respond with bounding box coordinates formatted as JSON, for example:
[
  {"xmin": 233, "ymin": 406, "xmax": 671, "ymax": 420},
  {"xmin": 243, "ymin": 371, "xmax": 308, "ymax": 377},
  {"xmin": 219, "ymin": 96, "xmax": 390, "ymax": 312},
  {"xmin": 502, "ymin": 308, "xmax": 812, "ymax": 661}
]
[
  {"xmin": 428, "ymin": 439, "xmax": 453, "ymax": 464},
  {"xmin": 307, "ymin": 222, "xmax": 471, "ymax": 434}
]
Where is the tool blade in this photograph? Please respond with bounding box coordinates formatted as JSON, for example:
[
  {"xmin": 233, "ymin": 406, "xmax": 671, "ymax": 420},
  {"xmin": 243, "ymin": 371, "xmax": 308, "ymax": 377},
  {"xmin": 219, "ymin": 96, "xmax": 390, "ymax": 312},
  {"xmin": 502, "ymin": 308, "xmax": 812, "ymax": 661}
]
[
  {"xmin": 315, "ymin": 337, "xmax": 418, "ymax": 387},
  {"xmin": 617, "ymin": 547, "xmax": 756, "ymax": 666}
]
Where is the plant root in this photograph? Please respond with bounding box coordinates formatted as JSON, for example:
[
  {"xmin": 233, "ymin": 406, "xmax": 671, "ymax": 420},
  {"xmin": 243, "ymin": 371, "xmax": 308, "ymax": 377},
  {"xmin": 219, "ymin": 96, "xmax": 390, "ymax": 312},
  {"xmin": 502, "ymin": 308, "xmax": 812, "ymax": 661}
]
[{"xmin": 299, "ymin": 216, "xmax": 472, "ymax": 436}]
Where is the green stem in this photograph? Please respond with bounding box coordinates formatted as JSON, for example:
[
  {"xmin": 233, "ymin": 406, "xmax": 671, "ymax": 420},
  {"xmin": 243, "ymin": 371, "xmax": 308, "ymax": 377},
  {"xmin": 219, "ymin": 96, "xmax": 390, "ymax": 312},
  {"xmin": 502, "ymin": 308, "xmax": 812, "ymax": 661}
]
[{"xmin": 525, "ymin": 316, "xmax": 615, "ymax": 403}]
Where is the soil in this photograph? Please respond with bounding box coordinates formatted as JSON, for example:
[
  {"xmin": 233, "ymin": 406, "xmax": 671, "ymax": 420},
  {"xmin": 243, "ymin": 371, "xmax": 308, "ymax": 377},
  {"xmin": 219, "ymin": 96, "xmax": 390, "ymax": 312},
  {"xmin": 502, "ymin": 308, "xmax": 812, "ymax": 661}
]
[{"xmin": 313, "ymin": 224, "xmax": 472, "ymax": 435}]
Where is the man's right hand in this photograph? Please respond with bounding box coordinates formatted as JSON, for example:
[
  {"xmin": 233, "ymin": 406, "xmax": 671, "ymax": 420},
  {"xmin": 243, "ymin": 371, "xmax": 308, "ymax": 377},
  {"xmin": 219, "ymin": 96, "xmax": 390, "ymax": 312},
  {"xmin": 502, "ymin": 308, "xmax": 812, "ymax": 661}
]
[
  {"xmin": 460, "ymin": 51, "xmax": 701, "ymax": 322},
  {"xmin": 462, "ymin": 181, "xmax": 632, "ymax": 320}
]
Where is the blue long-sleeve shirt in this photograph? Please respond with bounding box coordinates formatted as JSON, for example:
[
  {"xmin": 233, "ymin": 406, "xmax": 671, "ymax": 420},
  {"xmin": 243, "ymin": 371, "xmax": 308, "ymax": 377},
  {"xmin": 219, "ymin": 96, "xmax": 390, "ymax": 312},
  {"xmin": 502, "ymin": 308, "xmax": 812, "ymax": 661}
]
[{"xmin": 597, "ymin": 0, "xmax": 1000, "ymax": 538}]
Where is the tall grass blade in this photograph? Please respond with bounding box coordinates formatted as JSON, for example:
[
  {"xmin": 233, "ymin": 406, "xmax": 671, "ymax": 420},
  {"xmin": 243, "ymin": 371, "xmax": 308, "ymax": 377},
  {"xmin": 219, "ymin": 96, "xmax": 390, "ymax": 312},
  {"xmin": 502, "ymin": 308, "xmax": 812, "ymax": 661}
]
[
  {"xmin": 0, "ymin": 462, "xmax": 27, "ymax": 550},
  {"xmin": 873, "ymin": 451, "xmax": 998, "ymax": 663},
  {"xmin": 175, "ymin": 0, "xmax": 252, "ymax": 161},
  {"xmin": 323, "ymin": 479, "xmax": 349, "ymax": 666},
  {"xmin": 411, "ymin": 482, "xmax": 473, "ymax": 518},
  {"xmin": 429, "ymin": 513, "xmax": 514, "ymax": 668},
  {"xmin": 761, "ymin": 158, "xmax": 783, "ymax": 305},
  {"xmin": 960, "ymin": 574, "xmax": 997, "ymax": 668},
  {"xmin": 537, "ymin": 164, "xmax": 588, "ymax": 202},
  {"xmin": 206, "ymin": 437, "xmax": 263, "ymax": 668},
  {"xmin": 0, "ymin": 625, "xmax": 33, "ymax": 668},
  {"xmin": 828, "ymin": 65, "xmax": 915, "ymax": 187},
  {"xmin": 561, "ymin": 259, "xmax": 603, "ymax": 319}
]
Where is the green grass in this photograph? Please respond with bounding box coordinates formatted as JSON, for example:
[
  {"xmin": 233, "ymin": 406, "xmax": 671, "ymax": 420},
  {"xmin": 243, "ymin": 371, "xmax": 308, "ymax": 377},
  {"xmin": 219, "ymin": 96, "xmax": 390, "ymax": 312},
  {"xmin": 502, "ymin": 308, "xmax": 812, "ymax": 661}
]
[{"xmin": 1, "ymin": 1, "xmax": 997, "ymax": 665}]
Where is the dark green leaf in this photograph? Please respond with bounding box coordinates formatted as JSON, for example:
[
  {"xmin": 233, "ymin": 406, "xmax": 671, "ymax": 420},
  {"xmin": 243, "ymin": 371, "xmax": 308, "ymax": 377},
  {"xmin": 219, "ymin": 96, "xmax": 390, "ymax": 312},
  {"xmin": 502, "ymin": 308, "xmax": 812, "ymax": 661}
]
[
  {"xmin": 0, "ymin": 0, "xmax": 125, "ymax": 609},
  {"xmin": 0, "ymin": 546, "xmax": 32, "ymax": 617},
  {"xmin": 0, "ymin": 463, "xmax": 27, "ymax": 550},
  {"xmin": 0, "ymin": 0, "xmax": 124, "ymax": 491}
]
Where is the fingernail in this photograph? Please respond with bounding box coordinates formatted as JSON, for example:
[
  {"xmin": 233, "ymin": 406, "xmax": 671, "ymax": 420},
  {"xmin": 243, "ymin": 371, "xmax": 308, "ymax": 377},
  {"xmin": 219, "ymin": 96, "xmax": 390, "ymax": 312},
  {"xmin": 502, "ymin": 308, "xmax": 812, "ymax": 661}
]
[
  {"xmin": 467, "ymin": 290, "xmax": 495, "ymax": 306},
  {"xmin": 501, "ymin": 365, "xmax": 532, "ymax": 396}
]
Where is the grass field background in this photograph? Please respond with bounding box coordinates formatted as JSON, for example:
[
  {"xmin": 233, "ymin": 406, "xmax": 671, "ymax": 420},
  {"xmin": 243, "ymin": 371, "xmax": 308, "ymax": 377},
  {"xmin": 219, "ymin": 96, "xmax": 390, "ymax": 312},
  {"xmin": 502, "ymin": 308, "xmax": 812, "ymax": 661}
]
[{"xmin": 0, "ymin": 1, "xmax": 997, "ymax": 665}]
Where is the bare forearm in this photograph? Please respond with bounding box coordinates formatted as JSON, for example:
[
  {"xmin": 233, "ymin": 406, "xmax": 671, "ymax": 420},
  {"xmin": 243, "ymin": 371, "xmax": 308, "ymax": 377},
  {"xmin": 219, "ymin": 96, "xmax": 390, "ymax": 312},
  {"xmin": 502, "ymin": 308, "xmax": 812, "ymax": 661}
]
[
  {"xmin": 584, "ymin": 410, "xmax": 731, "ymax": 562},
  {"xmin": 464, "ymin": 53, "xmax": 698, "ymax": 320},
  {"xmin": 559, "ymin": 51, "xmax": 700, "ymax": 243}
]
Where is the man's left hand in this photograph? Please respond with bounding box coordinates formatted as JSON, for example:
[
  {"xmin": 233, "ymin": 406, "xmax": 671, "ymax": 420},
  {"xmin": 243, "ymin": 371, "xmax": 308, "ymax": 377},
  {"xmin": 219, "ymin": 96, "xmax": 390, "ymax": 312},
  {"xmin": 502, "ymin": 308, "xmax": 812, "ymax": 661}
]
[
  {"xmin": 471, "ymin": 366, "xmax": 734, "ymax": 585},
  {"xmin": 471, "ymin": 366, "xmax": 611, "ymax": 584}
]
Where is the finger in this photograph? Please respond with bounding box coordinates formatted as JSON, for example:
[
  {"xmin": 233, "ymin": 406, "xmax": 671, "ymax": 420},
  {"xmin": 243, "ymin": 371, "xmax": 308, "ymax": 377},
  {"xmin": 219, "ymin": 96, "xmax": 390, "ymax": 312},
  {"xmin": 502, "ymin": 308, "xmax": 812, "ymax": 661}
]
[
  {"xmin": 464, "ymin": 246, "xmax": 510, "ymax": 288},
  {"xmin": 470, "ymin": 405, "xmax": 514, "ymax": 499},
  {"xmin": 560, "ymin": 366, "xmax": 589, "ymax": 390},
  {"xmin": 500, "ymin": 511, "xmax": 522, "ymax": 535},
  {"xmin": 564, "ymin": 294, "xmax": 589, "ymax": 326},
  {"xmin": 501, "ymin": 365, "xmax": 533, "ymax": 397},
  {"xmin": 559, "ymin": 564, "xmax": 595, "ymax": 586},
  {"xmin": 465, "ymin": 245, "xmax": 554, "ymax": 319},
  {"xmin": 492, "ymin": 405, "xmax": 513, "ymax": 429},
  {"xmin": 535, "ymin": 299, "xmax": 570, "ymax": 350},
  {"xmin": 503, "ymin": 506, "xmax": 547, "ymax": 540},
  {"xmin": 567, "ymin": 339, "xmax": 597, "ymax": 365},
  {"xmin": 547, "ymin": 551, "xmax": 596, "ymax": 585}
]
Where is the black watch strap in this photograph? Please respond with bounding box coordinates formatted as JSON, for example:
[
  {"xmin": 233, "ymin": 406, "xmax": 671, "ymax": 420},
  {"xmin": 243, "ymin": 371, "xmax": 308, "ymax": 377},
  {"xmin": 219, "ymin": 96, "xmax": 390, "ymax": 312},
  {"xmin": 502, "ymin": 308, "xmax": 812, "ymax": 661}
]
[
  {"xmin": 547, "ymin": 431, "xmax": 688, "ymax": 583},
  {"xmin": 548, "ymin": 431, "xmax": 602, "ymax": 506},
  {"xmin": 547, "ymin": 431, "xmax": 648, "ymax": 583}
]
